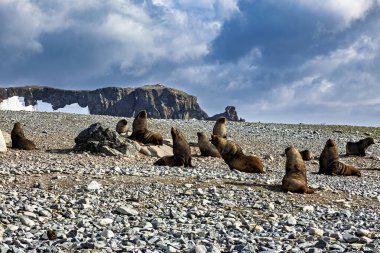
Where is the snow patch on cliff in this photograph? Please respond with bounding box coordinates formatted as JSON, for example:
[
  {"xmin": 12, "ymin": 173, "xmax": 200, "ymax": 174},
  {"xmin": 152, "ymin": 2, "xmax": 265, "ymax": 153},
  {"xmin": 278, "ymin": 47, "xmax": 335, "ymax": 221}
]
[{"xmin": 0, "ymin": 96, "xmax": 90, "ymax": 114}]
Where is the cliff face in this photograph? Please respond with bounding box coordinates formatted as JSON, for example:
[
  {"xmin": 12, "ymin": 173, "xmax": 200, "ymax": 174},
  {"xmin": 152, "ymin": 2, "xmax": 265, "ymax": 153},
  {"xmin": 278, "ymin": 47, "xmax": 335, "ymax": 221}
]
[{"xmin": 0, "ymin": 84, "xmax": 208, "ymax": 120}]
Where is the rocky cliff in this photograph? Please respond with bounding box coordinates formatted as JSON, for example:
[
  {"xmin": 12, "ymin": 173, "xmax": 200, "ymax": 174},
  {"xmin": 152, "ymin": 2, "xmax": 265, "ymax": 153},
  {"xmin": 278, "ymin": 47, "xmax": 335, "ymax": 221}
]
[{"xmin": 0, "ymin": 84, "xmax": 208, "ymax": 120}]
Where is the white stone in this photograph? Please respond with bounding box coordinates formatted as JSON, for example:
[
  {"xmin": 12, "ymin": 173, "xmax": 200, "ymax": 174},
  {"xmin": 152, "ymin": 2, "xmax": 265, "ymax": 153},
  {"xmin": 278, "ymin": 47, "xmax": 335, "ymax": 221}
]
[
  {"xmin": 196, "ymin": 188, "xmax": 205, "ymax": 195},
  {"xmin": 193, "ymin": 245, "xmax": 207, "ymax": 253},
  {"xmin": 287, "ymin": 216, "xmax": 297, "ymax": 226},
  {"xmin": 356, "ymin": 229, "xmax": 370, "ymax": 237},
  {"xmin": 100, "ymin": 230, "xmax": 114, "ymax": 238},
  {"xmin": 21, "ymin": 217, "xmax": 35, "ymax": 227},
  {"xmin": 81, "ymin": 204, "xmax": 92, "ymax": 209},
  {"xmin": 144, "ymin": 222, "xmax": 153, "ymax": 229},
  {"xmin": 0, "ymin": 130, "xmax": 7, "ymax": 153},
  {"xmin": 23, "ymin": 211, "xmax": 37, "ymax": 218},
  {"xmin": 309, "ymin": 227, "xmax": 324, "ymax": 237},
  {"xmin": 139, "ymin": 147, "xmax": 151, "ymax": 156},
  {"xmin": 254, "ymin": 225, "xmax": 264, "ymax": 233},
  {"xmin": 6, "ymin": 224, "xmax": 19, "ymax": 231},
  {"xmin": 2, "ymin": 132, "xmax": 11, "ymax": 146},
  {"xmin": 303, "ymin": 205, "xmax": 315, "ymax": 212},
  {"xmin": 99, "ymin": 218, "xmax": 113, "ymax": 226},
  {"xmin": 166, "ymin": 245, "xmax": 178, "ymax": 253},
  {"xmin": 114, "ymin": 206, "xmax": 139, "ymax": 216},
  {"xmin": 267, "ymin": 202, "xmax": 275, "ymax": 210},
  {"xmin": 87, "ymin": 181, "xmax": 101, "ymax": 191}
]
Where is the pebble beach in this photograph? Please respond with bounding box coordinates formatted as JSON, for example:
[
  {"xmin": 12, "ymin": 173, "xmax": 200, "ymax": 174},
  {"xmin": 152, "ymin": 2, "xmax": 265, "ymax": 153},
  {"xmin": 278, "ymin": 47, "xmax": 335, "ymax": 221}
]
[{"xmin": 0, "ymin": 110, "xmax": 379, "ymax": 253}]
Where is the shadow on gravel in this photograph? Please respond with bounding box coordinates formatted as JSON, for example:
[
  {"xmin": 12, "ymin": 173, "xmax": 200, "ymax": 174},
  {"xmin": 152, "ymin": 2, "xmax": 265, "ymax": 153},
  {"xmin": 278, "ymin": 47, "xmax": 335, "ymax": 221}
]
[
  {"xmin": 360, "ymin": 167, "xmax": 380, "ymax": 171},
  {"xmin": 224, "ymin": 181, "xmax": 283, "ymax": 192},
  {"xmin": 46, "ymin": 148, "xmax": 74, "ymax": 154}
]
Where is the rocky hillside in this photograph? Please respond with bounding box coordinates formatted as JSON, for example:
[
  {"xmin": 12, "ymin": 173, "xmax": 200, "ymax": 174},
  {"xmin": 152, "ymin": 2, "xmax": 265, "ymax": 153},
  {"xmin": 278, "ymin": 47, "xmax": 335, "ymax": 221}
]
[{"xmin": 0, "ymin": 84, "xmax": 208, "ymax": 120}]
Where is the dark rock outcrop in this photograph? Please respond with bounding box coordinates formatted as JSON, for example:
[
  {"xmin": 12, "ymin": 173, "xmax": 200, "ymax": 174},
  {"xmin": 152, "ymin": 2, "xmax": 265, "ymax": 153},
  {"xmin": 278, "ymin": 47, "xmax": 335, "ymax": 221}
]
[
  {"xmin": 208, "ymin": 106, "xmax": 245, "ymax": 122},
  {"xmin": 74, "ymin": 123, "xmax": 140, "ymax": 156},
  {"xmin": 0, "ymin": 84, "xmax": 208, "ymax": 120}
]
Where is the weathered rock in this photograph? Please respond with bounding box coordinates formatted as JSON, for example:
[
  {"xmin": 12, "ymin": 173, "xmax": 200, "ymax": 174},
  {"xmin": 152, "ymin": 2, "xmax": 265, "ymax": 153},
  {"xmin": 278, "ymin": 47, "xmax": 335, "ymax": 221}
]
[
  {"xmin": 208, "ymin": 106, "xmax": 244, "ymax": 121},
  {"xmin": 0, "ymin": 130, "xmax": 7, "ymax": 153},
  {"xmin": 146, "ymin": 144, "xmax": 173, "ymax": 158},
  {"xmin": 74, "ymin": 123, "xmax": 140, "ymax": 156},
  {"xmin": 1, "ymin": 131, "xmax": 11, "ymax": 146},
  {"xmin": 114, "ymin": 206, "xmax": 139, "ymax": 216}
]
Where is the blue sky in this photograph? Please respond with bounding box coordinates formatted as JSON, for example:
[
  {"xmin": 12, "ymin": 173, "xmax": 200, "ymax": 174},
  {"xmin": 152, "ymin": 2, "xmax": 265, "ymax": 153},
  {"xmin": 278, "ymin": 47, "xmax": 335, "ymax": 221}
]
[{"xmin": 1, "ymin": 0, "xmax": 380, "ymax": 126}]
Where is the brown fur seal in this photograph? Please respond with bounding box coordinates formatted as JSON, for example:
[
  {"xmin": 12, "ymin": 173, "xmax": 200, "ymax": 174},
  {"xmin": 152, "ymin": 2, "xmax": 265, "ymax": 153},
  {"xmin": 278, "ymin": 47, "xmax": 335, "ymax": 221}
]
[
  {"xmin": 318, "ymin": 139, "xmax": 339, "ymax": 174},
  {"xmin": 328, "ymin": 160, "xmax": 361, "ymax": 177},
  {"xmin": 210, "ymin": 135, "xmax": 264, "ymax": 173},
  {"xmin": 128, "ymin": 111, "xmax": 163, "ymax": 145},
  {"xmin": 299, "ymin": 149, "xmax": 313, "ymax": 161},
  {"xmin": 282, "ymin": 147, "xmax": 314, "ymax": 194},
  {"xmin": 116, "ymin": 119, "xmax": 128, "ymax": 135},
  {"xmin": 11, "ymin": 122, "xmax": 37, "ymax": 150},
  {"xmin": 213, "ymin": 117, "xmax": 227, "ymax": 138},
  {"xmin": 346, "ymin": 137, "xmax": 375, "ymax": 156},
  {"xmin": 154, "ymin": 127, "xmax": 192, "ymax": 167},
  {"xmin": 197, "ymin": 132, "xmax": 221, "ymax": 158}
]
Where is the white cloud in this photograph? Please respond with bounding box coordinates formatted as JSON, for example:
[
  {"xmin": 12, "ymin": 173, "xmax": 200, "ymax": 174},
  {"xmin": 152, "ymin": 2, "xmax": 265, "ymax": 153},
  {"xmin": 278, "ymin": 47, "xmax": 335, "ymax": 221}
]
[
  {"xmin": 247, "ymin": 35, "xmax": 380, "ymax": 124},
  {"xmin": 301, "ymin": 36, "xmax": 377, "ymax": 75},
  {"xmin": 0, "ymin": 0, "xmax": 239, "ymax": 73},
  {"xmin": 167, "ymin": 47, "xmax": 262, "ymax": 89},
  {"xmin": 0, "ymin": 0, "xmax": 45, "ymax": 52},
  {"xmin": 296, "ymin": 0, "xmax": 376, "ymax": 29}
]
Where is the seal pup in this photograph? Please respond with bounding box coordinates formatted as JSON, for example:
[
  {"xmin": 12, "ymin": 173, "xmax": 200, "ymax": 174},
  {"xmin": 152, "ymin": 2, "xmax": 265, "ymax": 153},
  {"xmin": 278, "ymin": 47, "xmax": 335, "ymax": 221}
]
[
  {"xmin": 282, "ymin": 146, "xmax": 314, "ymax": 194},
  {"xmin": 128, "ymin": 111, "xmax": 163, "ymax": 145},
  {"xmin": 210, "ymin": 135, "xmax": 264, "ymax": 173},
  {"xmin": 11, "ymin": 122, "xmax": 37, "ymax": 150},
  {"xmin": 213, "ymin": 117, "xmax": 227, "ymax": 138},
  {"xmin": 154, "ymin": 127, "xmax": 193, "ymax": 167},
  {"xmin": 116, "ymin": 119, "xmax": 128, "ymax": 135},
  {"xmin": 346, "ymin": 137, "xmax": 375, "ymax": 157},
  {"xmin": 318, "ymin": 139, "xmax": 339, "ymax": 174},
  {"xmin": 299, "ymin": 149, "xmax": 313, "ymax": 161},
  {"xmin": 328, "ymin": 160, "xmax": 361, "ymax": 177},
  {"xmin": 197, "ymin": 132, "xmax": 221, "ymax": 158}
]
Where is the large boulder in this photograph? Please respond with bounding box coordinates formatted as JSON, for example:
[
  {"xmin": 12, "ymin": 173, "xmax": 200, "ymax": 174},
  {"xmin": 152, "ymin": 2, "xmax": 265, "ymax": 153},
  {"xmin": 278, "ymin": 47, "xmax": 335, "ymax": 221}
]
[
  {"xmin": 0, "ymin": 130, "xmax": 7, "ymax": 153},
  {"xmin": 74, "ymin": 123, "xmax": 140, "ymax": 156},
  {"xmin": 2, "ymin": 131, "xmax": 11, "ymax": 146},
  {"xmin": 145, "ymin": 145, "xmax": 173, "ymax": 158}
]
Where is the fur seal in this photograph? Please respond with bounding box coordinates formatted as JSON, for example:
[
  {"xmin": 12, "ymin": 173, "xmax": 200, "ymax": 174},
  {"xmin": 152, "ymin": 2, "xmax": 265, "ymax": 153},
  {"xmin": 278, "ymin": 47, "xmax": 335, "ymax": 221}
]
[
  {"xmin": 213, "ymin": 117, "xmax": 227, "ymax": 138},
  {"xmin": 318, "ymin": 139, "xmax": 339, "ymax": 174},
  {"xmin": 299, "ymin": 149, "xmax": 313, "ymax": 161},
  {"xmin": 210, "ymin": 135, "xmax": 264, "ymax": 173},
  {"xmin": 154, "ymin": 127, "xmax": 193, "ymax": 167},
  {"xmin": 282, "ymin": 146, "xmax": 314, "ymax": 194},
  {"xmin": 116, "ymin": 119, "xmax": 128, "ymax": 135},
  {"xmin": 11, "ymin": 122, "xmax": 37, "ymax": 150},
  {"xmin": 328, "ymin": 160, "xmax": 361, "ymax": 177},
  {"xmin": 346, "ymin": 137, "xmax": 375, "ymax": 156},
  {"xmin": 197, "ymin": 132, "xmax": 221, "ymax": 158},
  {"xmin": 128, "ymin": 111, "xmax": 163, "ymax": 145}
]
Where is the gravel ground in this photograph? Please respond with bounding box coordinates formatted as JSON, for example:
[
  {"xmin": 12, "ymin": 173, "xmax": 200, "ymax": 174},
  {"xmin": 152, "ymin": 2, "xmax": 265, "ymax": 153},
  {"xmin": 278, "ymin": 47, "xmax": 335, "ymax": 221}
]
[{"xmin": 0, "ymin": 110, "xmax": 379, "ymax": 253}]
